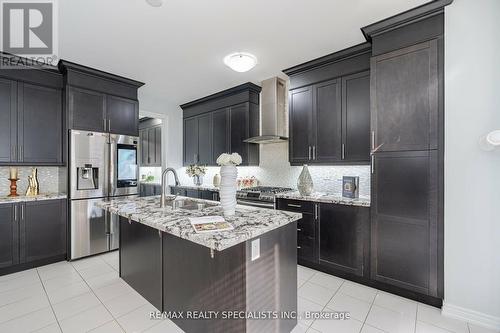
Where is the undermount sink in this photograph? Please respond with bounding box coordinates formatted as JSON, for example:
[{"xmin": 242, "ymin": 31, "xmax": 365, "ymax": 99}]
[{"xmin": 168, "ymin": 199, "xmax": 218, "ymax": 211}]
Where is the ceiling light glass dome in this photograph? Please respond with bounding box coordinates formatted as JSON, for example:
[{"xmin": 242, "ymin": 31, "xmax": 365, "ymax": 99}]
[{"xmin": 223, "ymin": 52, "xmax": 258, "ymax": 73}]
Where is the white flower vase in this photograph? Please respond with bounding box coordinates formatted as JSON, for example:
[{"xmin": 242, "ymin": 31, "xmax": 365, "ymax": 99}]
[{"xmin": 219, "ymin": 165, "xmax": 238, "ymax": 216}]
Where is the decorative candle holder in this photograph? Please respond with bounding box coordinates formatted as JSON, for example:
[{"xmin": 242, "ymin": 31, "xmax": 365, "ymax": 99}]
[{"xmin": 8, "ymin": 178, "xmax": 19, "ymax": 197}]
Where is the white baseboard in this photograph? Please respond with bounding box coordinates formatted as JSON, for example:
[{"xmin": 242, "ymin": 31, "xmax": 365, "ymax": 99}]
[{"xmin": 442, "ymin": 301, "xmax": 500, "ymax": 331}]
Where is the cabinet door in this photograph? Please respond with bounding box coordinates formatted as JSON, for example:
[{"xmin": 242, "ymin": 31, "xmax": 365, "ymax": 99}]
[
  {"xmin": 289, "ymin": 87, "xmax": 313, "ymax": 164},
  {"xmin": 342, "ymin": 71, "xmax": 370, "ymax": 162},
  {"xmin": 197, "ymin": 113, "xmax": 212, "ymax": 165},
  {"xmin": 20, "ymin": 199, "xmax": 67, "ymax": 263},
  {"xmin": 139, "ymin": 129, "xmax": 149, "ymax": 166},
  {"xmin": 229, "ymin": 103, "xmax": 249, "ymax": 164},
  {"xmin": 0, "ymin": 204, "xmax": 19, "ymax": 269},
  {"xmin": 313, "ymin": 79, "xmax": 342, "ymax": 162},
  {"xmin": 0, "ymin": 79, "xmax": 17, "ymax": 163},
  {"xmin": 371, "ymin": 40, "xmax": 438, "ymax": 152},
  {"xmin": 69, "ymin": 86, "xmax": 106, "ymax": 132},
  {"xmin": 212, "ymin": 108, "xmax": 229, "ymax": 163},
  {"xmin": 153, "ymin": 126, "xmax": 162, "ymax": 166},
  {"xmin": 371, "ymin": 151, "xmax": 438, "ymax": 296},
  {"xmin": 19, "ymin": 84, "xmax": 63, "ymax": 164},
  {"xmin": 184, "ymin": 117, "xmax": 198, "ymax": 165},
  {"xmin": 319, "ymin": 204, "xmax": 368, "ymax": 276},
  {"xmin": 185, "ymin": 189, "xmax": 200, "ymax": 199},
  {"xmin": 107, "ymin": 95, "xmax": 139, "ymax": 136}
]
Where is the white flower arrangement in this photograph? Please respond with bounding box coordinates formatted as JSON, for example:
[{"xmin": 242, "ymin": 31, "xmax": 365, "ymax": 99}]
[
  {"xmin": 186, "ymin": 164, "xmax": 207, "ymax": 177},
  {"xmin": 216, "ymin": 153, "xmax": 242, "ymax": 166}
]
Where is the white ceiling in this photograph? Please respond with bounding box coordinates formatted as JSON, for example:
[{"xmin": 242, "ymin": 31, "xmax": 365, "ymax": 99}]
[{"xmin": 58, "ymin": 0, "xmax": 428, "ymax": 110}]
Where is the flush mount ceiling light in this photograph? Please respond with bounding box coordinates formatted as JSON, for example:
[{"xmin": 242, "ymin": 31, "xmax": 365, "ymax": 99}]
[
  {"xmin": 146, "ymin": 0, "xmax": 163, "ymax": 7},
  {"xmin": 223, "ymin": 52, "xmax": 258, "ymax": 73}
]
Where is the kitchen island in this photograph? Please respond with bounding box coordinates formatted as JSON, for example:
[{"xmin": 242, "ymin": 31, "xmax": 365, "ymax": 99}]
[{"xmin": 98, "ymin": 196, "xmax": 302, "ymax": 333}]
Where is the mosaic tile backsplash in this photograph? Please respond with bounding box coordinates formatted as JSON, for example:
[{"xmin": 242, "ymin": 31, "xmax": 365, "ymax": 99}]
[
  {"xmin": 0, "ymin": 167, "xmax": 62, "ymax": 196},
  {"xmin": 177, "ymin": 142, "xmax": 371, "ymax": 198}
]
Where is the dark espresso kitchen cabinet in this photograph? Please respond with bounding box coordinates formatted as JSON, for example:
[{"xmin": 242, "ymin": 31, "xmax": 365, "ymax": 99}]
[
  {"xmin": 212, "ymin": 108, "xmax": 229, "ymax": 163},
  {"xmin": 319, "ymin": 204, "xmax": 369, "ymax": 277},
  {"xmin": 284, "ymin": 43, "xmax": 371, "ymax": 165},
  {"xmin": 183, "ymin": 112, "xmax": 213, "ymax": 165},
  {"xmin": 276, "ymin": 199, "xmax": 318, "ymax": 264},
  {"xmin": 107, "ymin": 96, "xmax": 139, "ymax": 136},
  {"xmin": 59, "ymin": 60, "xmax": 144, "ymax": 136},
  {"xmin": 0, "ymin": 204, "xmax": 18, "ymax": 269},
  {"xmin": 21, "ymin": 199, "xmax": 67, "ymax": 263},
  {"xmin": 181, "ymin": 83, "xmax": 261, "ymax": 166},
  {"xmin": 68, "ymin": 86, "xmax": 106, "ymax": 132},
  {"xmin": 0, "ymin": 78, "xmax": 17, "ymax": 163},
  {"xmin": 19, "ymin": 84, "xmax": 63, "ymax": 164},
  {"xmin": 0, "ymin": 199, "xmax": 67, "ymax": 275},
  {"xmin": 342, "ymin": 71, "xmax": 371, "ymax": 162},
  {"xmin": 371, "ymin": 151, "xmax": 438, "ymax": 296},
  {"xmin": 289, "ymin": 86, "xmax": 313, "ymax": 164},
  {"xmin": 370, "ymin": 41, "xmax": 438, "ymax": 152},
  {"xmin": 139, "ymin": 120, "xmax": 162, "ymax": 167}
]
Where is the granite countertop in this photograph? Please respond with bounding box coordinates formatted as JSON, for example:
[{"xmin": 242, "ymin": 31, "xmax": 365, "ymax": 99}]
[
  {"xmin": 97, "ymin": 195, "xmax": 301, "ymax": 252},
  {"xmin": 0, "ymin": 193, "xmax": 67, "ymax": 204},
  {"xmin": 140, "ymin": 181, "xmax": 161, "ymax": 186},
  {"xmin": 276, "ymin": 191, "xmax": 371, "ymax": 207}
]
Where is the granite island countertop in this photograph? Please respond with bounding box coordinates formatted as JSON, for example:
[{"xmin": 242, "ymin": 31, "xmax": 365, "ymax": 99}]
[
  {"xmin": 97, "ymin": 195, "xmax": 302, "ymax": 251},
  {"xmin": 276, "ymin": 191, "xmax": 370, "ymax": 207},
  {"xmin": 0, "ymin": 193, "xmax": 67, "ymax": 204}
]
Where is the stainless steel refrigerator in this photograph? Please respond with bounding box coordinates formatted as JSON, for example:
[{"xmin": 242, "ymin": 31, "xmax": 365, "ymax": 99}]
[{"xmin": 69, "ymin": 130, "xmax": 139, "ymax": 260}]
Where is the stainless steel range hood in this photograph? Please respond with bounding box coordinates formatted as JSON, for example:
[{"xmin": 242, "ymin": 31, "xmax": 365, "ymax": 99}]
[{"xmin": 244, "ymin": 77, "xmax": 288, "ymax": 144}]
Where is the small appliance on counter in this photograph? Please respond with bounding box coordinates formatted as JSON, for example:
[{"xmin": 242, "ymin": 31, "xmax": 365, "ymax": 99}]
[{"xmin": 342, "ymin": 176, "xmax": 359, "ymax": 199}]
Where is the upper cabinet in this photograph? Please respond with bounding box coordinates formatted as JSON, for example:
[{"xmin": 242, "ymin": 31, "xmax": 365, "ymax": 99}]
[
  {"xmin": 0, "ymin": 57, "xmax": 64, "ymax": 166},
  {"xmin": 283, "ymin": 43, "xmax": 371, "ymax": 165},
  {"xmin": 59, "ymin": 60, "xmax": 144, "ymax": 137},
  {"xmin": 370, "ymin": 41, "xmax": 438, "ymax": 152},
  {"xmin": 139, "ymin": 119, "xmax": 162, "ymax": 167},
  {"xmin": 181, "ymin": 83, "xmax": 261, "ymax": 166}
]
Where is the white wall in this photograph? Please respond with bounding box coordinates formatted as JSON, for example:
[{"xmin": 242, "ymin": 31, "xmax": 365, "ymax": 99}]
[
  {"xmin": 443, "ymin": 0, "xmax": 500, "ymax": 329},
  {"xmin": 138, "ymin": 90, "xmax": 184, "ymax": 169}
]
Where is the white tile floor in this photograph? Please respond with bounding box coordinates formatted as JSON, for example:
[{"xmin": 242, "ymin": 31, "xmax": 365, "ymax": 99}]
[{"xmin": 0, "ymin": 254, "xmax": 497, "ymax": 333}]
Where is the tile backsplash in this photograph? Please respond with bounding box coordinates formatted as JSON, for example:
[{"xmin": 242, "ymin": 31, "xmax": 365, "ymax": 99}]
[
  {"xmin": 0, "ymin": 167, "xmax": 62, "ymax": 196},
  {"xmin": 177, "ymin": 142, "xmax": 371, "ymax": 198}
]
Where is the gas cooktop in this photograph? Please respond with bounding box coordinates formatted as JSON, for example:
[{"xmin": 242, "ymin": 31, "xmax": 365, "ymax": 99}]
[{"xmin": 237, "ymin": 186, "xmax": 293, "ymax": 203}]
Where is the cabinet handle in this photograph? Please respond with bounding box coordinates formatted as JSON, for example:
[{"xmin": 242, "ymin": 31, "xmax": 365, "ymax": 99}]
[
  {"xmin": 342, "ymin": 144, "xmax": 345, "ymax": 160},
  {"xmin": 21, "ymin": 205, "xmax": 24, "ymax": 220},
  {"xmin": 19, "ymin": 145, "xmax": 23, "ymax": 159},
  {"xmin": 13, "ymin": 206, "xmax": 17, "ymax": 221},
  {"xmin": 108, "ymin": 119, "xmax": 111, "ymax": 131},
  {"xmin": 314, "ymin": 204, "xmax": 319, "ymax": 220},
  {"xmin": 371, "ymin": 155, "xmax": 375, "ymax": 174},
  {"xmin": 308, "ymin": 146, "xmax": 312, "ymax": 160},
  {"xmin": 297, "ymin": 228, "xmax": 302, "ymax": 232},
  {"xmin": 297, "ymin": 246, "xmax": 302, "ymax": 249},
  {"xmin": 103, "ymin": 118, "xmax": 106, "ymax": 131},
  {"xmin": 313, "ymin": 146, "xmax": 316, "ymax": 160},
  {"xmin": 287, "ymin": 203, "xmax": 302, "ymax": 208},
  {"xmin": 371, "ymin": 131, "xmax": 375, "ymax": 151}
]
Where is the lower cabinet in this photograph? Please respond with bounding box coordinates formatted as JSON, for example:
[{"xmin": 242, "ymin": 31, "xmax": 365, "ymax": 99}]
[
  {"xmin": 0, "ymin": 199, "xmax": 67, "ymax": 275},
  {"xmin": 0, "ymin": 204, "xmax": 18, "ymax": 269},
  {"xmin": 140, "ymin": 184, "xmax": 162, "ymax": 197},
  {"xmin": 276, "ymin": 198, "xmax": 369, "ymax": 278},
  {"xmin": 319, "ymin": 204, "xmax": 369, "ymax": 277},
  {"xmin": 276, "ymin": 199, "xmax": 318, "ymax": 265}
]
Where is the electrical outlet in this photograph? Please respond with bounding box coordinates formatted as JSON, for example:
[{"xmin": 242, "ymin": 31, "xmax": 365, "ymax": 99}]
[{"xmin": 251, "ymin": 239, "xmax": 260, "ymax": 261}]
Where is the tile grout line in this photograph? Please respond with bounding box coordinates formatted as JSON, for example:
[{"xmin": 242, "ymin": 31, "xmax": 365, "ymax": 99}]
[
  {"xmin": 68, "ymin": 258, "xmax": 127, "ymax": 332},
  {"xmin": 35, "ymin": 267, "xmax": 64, "ymax": 333}
]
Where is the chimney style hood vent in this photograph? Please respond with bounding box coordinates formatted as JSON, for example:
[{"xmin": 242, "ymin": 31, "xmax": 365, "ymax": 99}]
[{"xmin": 244, "ymin": 77, "xmax": 288, "ymax": 144}]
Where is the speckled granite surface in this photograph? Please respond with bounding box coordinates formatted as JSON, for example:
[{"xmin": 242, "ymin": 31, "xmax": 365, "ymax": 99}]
[
  {"xmin": 97, "ymin": 195, "xmax": 301, "ymax": 251},
  {"xmin": 0, "ymin": 193, "xmax": 67, "ymax": 204},
  {"xmin": 276, "ymin": 191, "xmax": 371, "ymax": 207},
  {"xmin": 175, "ymin": 185, "xmax": 220, "ymax": 191}
]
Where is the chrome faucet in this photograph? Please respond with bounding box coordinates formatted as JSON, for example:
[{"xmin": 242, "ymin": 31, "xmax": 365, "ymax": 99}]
[{"xmin": 160, "ymin": 167, "xmax": 180, "ymax": 208}]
